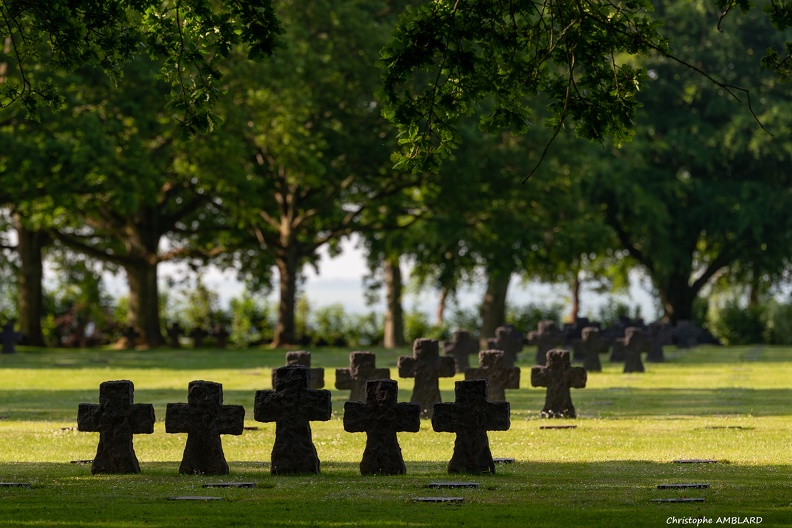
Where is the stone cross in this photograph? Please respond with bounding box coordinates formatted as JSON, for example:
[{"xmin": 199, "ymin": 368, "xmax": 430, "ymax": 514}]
[
  {"xmin": 622, "ymin": 327, "xmax": 646, "ymax": 373},
  {"xmin": 77, "ymin": 380, "xmax": 155, "ymax": 474},
  {"xmin": 527, "ymin": 320, "xmax": 564, "ymax": 366},
  {"xmin": 343, "ymin": 379, "xmax": 420, "ymax": 475},
  {"xmin": 397, "ymin": 338, "xmax": 456, "ymax": 419},
  {"xmin": 1, "ymin": 321, "xmax": 22, "ymax": 354},
  {"xmin": 443, "ymin": 330, "xmax": 478, "ymax": 372},
  {"xmin": 432, "ymin": 379, "xmax": 510, "ymax": 474},
  {"xmin": 335, "ymin": 351, "xmax": 389, "ymax": 401},
  {"xmin": 189, "ymin": 326, "xmax": 208, "ymax": 348},
  {"xmin": 212, "ymin": 324, "xmax": 230, "ymax": 349},
  {"xmin": 486, "ymin": 325, "xmax": 524, "ymax": 368},
  {"xmin": 575, "ymin": 327, "xmax": 608, "ymax": 372},
  {"xmin": 254, "ymin": 365, "xmax": 332, "ymax": 475},
  {"xmin": 120, "ymin": 326, "xmax": 139, "ymax": 350},
  {"xmin": 166, "ymin": 322, "xmax": 183, "ymax": 349},
  {"xmin": 645, "ymin": 322, "xmax": 671, "ymax": 362},
  {"xmin": 165, "ymin": 380, "xmax": 245, "ymax": 475},
  {"xmin": 464, "ymin": 350, "xmax": 520, "ymax": 401},
  {"xmin": 531, "ymin": 349, "xmax": 586, "ymax": 418},
  {"xmin": 273, "ymin": 350, "xmax": 324, "ymax": 389}
]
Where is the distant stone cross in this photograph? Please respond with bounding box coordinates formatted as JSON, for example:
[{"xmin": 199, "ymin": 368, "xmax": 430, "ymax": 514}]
[
  {"xmin": 1, "ymin": 321, "xmax": 21, "ymax": 354},
  {"xmin": 77, "ymin": 380, "xmax": 155, "ymax": 474},
  {"xmin": 432, "ymin": 379, "xmax": 510, "ymax": 474},
  {"xmin": 531, "ymin": 349, "xmax": 587, "ymax": 418},
  {"xmin": 444, "ymin": 330, "xmax": 478, "ymax": 372},
  {"xmin": 254, "ymin": 365, "xmax": 332, "ymax": 475},
  {"xmin": 464, "ymin": 350, "xmax": 520, "ymax": 401},
  {"xmin": 189, "ymin": 326, "xmax": 208, "ymax": 348},
  {"xmin": 120, "ymin": 326, "xmax": 139, "ymax": 349},
  {"xmin": 343, "ymin": 379, "xmax": 420, "ymax": 475},
  {"xmin": 397, "ymin": 338, "xmax": 456, "ymax": 419},
  {"xmin": 528, "ymin": 320, "xmax": 564, "ymax": 366},
  {"xmin": 273, "ymin": 350, "xmax": 324, "ymax": 389},
  {"xmin": 335, "ymin": 351, "xmax": 389, "ymax": 401},
  {"xmin": 165, "ymin": 380, "xmax": 245, "ymax": 475},
  {"xmin": 577, "ymin": 327, "xmax": 608, "ymax": 372},
  {"xmin": 212, "ymin": 324, "xmax": 230, "ymax": 349},
  {"xmin": 166, "ymin": 322, "xmax": 183, "ymax": 349},
  {"xmin": 622, "ymin": 327, "xmax": 646, "ymax": 373},
  {"xmin": 486, "ymin": 325, "xmax": 523, "ymax": 368}
]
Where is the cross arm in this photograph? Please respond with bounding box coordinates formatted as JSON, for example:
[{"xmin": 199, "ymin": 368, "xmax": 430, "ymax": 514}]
[
  {"xmin": 342, "ymin": 401, "xmax": 368, "ymax": 433},
  {"xmin": 530, "ymin": 366, "xmax": 550, "ymax": 388},
  {"xmin": 130, "ymin": 404, "xmax": 155, "ymax": 434},
  {"xmin": 439, "ymin": 357, "xmax": 456, "ymax": 378},
  {"xmin": 505, "ymin": 368, "xmax": 521, "ymax": 390},
  {"xmin": 253, "ymin": 390, "xmax": 279, "ymax": 423},
  {"xmin": 430, "ymin": 403, "xmax": 457, "ymax": 433},
  {"xmin": 485, "ymin": 401, "xmax": 511, "ymax": 431},
  {"xmin": 395, "ymin": 402, "xmax": 421, "ymax": 433},
  {"xmin": 335, "ymin": 369, "xmax": 355, "ymax": 390},
  {"xmin": 77, "ymin": 403, "xmax": 101, "ymax": 432},
  {"xmin": 301, "ymin": 390, "xmax": 332, "ymax": 422},
  {"xmin": 396, "ymin": 356, "xmax": 417, "ymax": 378},
  {"xmin": 569, "ymin": 368, "xmax": 587, "ymax": 389},
  {"xmin": 165, "ymin": 403, "xmax": 191, "ymax": 434},
  {"xmin": 217, "ymin": 405, "xmax": 246, "ymax": 435}
]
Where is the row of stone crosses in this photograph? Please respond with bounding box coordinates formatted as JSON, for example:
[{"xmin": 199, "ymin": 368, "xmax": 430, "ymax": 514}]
[{"xmin": 77, "ymin": 338, "xmax": 586, "ymax": 478}]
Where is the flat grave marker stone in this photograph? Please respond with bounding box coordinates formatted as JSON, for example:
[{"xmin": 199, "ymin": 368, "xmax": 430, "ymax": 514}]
[
  {"xmin": 657, "ymin": 484, "xmax": 710, "ymax": 489},
  {"xmin": 167, "ymin": 496, "xmax": 223, "ymax": 501},
  {"xmin": 70, "ymin": 459, "xmax": 93, "ymax": 465},
  {"xmin": 673, "ymin": 459, "xmax": 719, "ymax": 464},
  {"xmin": 202, "ymin": 482, "xmax": 257, "ymax": 488},
  {"xmin": 0, "ymin": 482, "xmax": 31, "ymax": 488},
  {"xmin": 493, "ymin": 458, "xmax": 515, "ymax": 464},
  {"xmin": 539, "ymin": 425, "xmax": 577, "ymax": 430},
  {"xmin": 413, "ymin": 497, "xmax": 465, "ymax": 503},
  {"xmin": 427, "ymin": 482, "xmax": 480, "ymax": 489},
  {"xmin": 651, "ymin": 498, "xmax": 706, "ymax": 503}
]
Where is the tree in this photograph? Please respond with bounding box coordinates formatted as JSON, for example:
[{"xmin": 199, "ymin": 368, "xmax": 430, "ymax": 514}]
[
  {"xmin": 379, "ymin": 0, "xmax": 792, "ymax": 173},
  {"xmin": 0, "ymin": 0, "xmax": 282, "ymax": 133},
  {"xmin": 585, "ymin": 0, "xmax": 792, "ymax": 323},
  {"xmin": 214, "ymin": 0, "xmax": 418, "ymax": 347}
]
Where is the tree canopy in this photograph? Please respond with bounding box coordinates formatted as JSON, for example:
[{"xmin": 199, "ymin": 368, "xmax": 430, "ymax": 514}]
[{"xmin": 0, "ymin": 0, "xmax": 282, "ymax": 133}]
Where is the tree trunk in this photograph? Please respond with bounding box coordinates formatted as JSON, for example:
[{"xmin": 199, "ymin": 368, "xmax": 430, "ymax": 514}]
[
  {"xmin": 658, "ymin": 272, "xmax": 697, "ymax": 325},
  {"xmin": 383, "ymin": 256, "xmax": 405, "ymax": 348},
  {"xmin": 569, "ymin": 272, "xmax": 581, "ymax": 322},
  {"xmin": 125, "ymin": 259, "xmax": 163, "ymax": 347},
  {"xmin": 436, "ymin": 286, "xmax": 449, "ymax": 327},
  {"xmin": 479, "ymin": 269, "xmax": 511, "ymax": 346},
  {"xmin": 15, "ymin": 218, "xmax": 49, "ymax": 346},
  {"xmin": 272, "ymin": 250, "xmax": 299, "ymax": 347}
]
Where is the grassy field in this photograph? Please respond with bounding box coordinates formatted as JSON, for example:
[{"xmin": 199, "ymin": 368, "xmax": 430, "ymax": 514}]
[{"xmin": 0, "ymin": 344, "xmax": 790, "ymax": 527}]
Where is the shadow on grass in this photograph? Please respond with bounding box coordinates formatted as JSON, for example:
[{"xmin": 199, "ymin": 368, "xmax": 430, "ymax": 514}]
[
  {"xmin": 2, "ymin": 386, "xmax": 791, "ymax": 422},
  {"xmin": 0, "ymin": 460, "xmax": 790, "ymax": 528}
]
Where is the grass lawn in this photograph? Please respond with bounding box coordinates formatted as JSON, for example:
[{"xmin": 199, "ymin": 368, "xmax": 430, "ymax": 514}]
[{"xmin": 0, "ymin": 344, "xmax": 790, "ymax": 527}]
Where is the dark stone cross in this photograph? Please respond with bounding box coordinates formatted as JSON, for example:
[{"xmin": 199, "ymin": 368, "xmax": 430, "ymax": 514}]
[
  {"xmin": 1, "ymin": 321, "xmax": 22, "ymax": 354},
  {"xmin": 443, "ymin": 330, "xmax": 478, "ymax": 372},
  {"xmin": 165, "ymin": 380, "xmax": 245, "ymax": 475},
  {"xmin": 77, "ymin": 380, "xmax": 155, "ymax": 474},
  {"xmin": 166, "ymin": 322, "xmax": 183, "ymax": 349},
  {"xmin": 531, "ymin": 349, "xmax": 587, "ymax": 418},
  {"xmin": 486, "ymin": 325, "xmax": 524, "ymax": 368},
  {"xmin": 120, "ymin": 326, "xmax": 139, "ymax": 350},
  {"xmin": 398, "ymin": 338, "xmax": 456, "ymax": 419},
  {"xmin": 189, "ymin": 326, "xmax": 209, "ymax": 348},
  {"xmin": 645, "ymin": 322, "xmax": 671, "ymax": 362},
  {"xmin": 343, "ymin": 379, "xmax": 420, "ymax": 475},
  {"xmin": 622, "ymin": 327, "xmax": 646, "ymax": 373},
  {"xmin": 464, "ymin": 350, "xmax": 520, "ymax": 401},
  {"xmin": 336, "ymin": 351, "xmax": 390, "ymax": 401},
  {"xmin": 254, "ymin": 365, "xmax": 332, "ymax": 475},
  {"xmin": 212, "ymin": 324, "xmax": 230, "ymax": 349},
  {"xmin": 273, "ymin": 350, "xmax": 324, "ymax": 389},
  {"xmin": 432, "ymin": 379, "xmax": 510, "ymax": 474},
  {"xmin": 528, "ymin": 320, "xmax": 564, "ymax": 366},
  {"xmin": 575, "ymin": 327, "xmax": 609, "ymax": 372}
]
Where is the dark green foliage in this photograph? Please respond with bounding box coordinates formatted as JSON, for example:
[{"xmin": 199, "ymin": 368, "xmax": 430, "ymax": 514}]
[
  {"xmin": 506, "ymin": 302, "xmax": 563, "ymax": 333},
  {"xmin": 711, "ymin": 300, "xmax": 767, "ymax": 345}
]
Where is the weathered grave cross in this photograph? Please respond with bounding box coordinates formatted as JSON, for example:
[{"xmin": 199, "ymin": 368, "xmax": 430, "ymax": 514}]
[
  {"xmin": 165, "ymin": 380, "xmax": 245, "ymax": 475},
  {"xmin": 622, "ymin": 327, "xmax": 646, "ymax": 373},
  {"xmin": 464, "ymin": 350, "xmax": 520, "ymax": 401},
  {"xmin": 432, "ymin": 379, "xmax": 510, "ymax": 474},
  {"xmin": 486, "ymin": 325, "xmax": 523, "ymax": 368},
  {"xmin": 254, "ymin": 365, "xmax": 332, "ymax": 475},
  {"xmin": 398, "ymin": 339, "xmax": 456, "ymax": 419},
  {"xmin": 77, "ymin": 380, "xmax": 155, "ymax": 474},
  {"xmin": 273, "ymin": 350, "xmax": 325, "ymax": 389},
  {"xmin": 343, "ymin": 379, "xmax": 420, "ymax": 475},
  {"xmin": 528, "ymin": 320, "xmax": 564, "ymax": 366},
  {"xmin": 1, "ymin": 321, "xmax": 21, "ymax": 354},
  {"xmin": 444, "ymin": 330, "xmax": 478, "ymax": 372},
  {"xmin": 531, "ymin": 349, "xmax": 587, "ymax": 418},
  {"xmin": 335, "ymin": 351, "xmax": 389, "ymax": 401},
  {"xmin": 166, "ymin": 322, "xmax": 183, "ymax": 349},
  {"xmin": 577, "ymin": 327, "xmax": 608, "ymax": 372}
]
